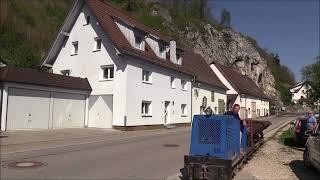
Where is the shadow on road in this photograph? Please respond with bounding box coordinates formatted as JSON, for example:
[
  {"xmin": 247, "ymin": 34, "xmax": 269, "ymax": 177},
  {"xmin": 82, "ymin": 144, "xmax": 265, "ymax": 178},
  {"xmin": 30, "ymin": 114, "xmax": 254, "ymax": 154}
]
[{"xmin": 289, "ymin": 160, "xmax": 319, "ymax": 180}]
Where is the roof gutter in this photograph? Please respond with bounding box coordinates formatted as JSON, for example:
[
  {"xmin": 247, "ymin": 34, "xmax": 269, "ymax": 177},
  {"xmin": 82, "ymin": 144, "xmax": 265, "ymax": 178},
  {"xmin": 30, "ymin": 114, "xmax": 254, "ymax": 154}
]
[{"xmin": 120, "ymin": 49, "xmax": 194, "ymax": 77}]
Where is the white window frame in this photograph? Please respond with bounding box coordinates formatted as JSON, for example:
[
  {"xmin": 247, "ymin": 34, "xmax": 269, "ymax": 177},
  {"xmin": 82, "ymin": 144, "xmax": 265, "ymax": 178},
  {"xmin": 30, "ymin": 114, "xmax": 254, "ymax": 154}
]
[
  {"xmin": 181, "ymin": 104, "xmax": 187, "ymax": 117},
  {"xmin": 171, "ymin": 77, "xmax": 176, "ymax": 89},
  {"xmin": 181, "ymin": 79, "xmax": 187, "ymax": 90},
  {"xmin": 100, "ymin": 65, "xmax": 114, "ymax": 81},
  {"xmin": 71, "ymin": 41, "xmax": 78, "ymax": 55},
  {"xmin": 93, "ymin": 37, "xmax": 102, "ymax": 52},
  {"xmin": 142, "ymin": 70, "xmax": 152, "ymax": 84},
  {"xmin": 176, "ymin": 51, "xmax": 182, "ymax": 65},
  {"xmin": 159, "ymin": 42, "xmax": 166, "ymax": 59},
  {"xmin": 141, "ymin": 101, "xmax": 152, "ymax": 116},
  {"xmin": 134, "ymin": 34, "xmax": 144, "ymax": 50},
  {"xmin": 61, "ymin": 69, "xmax": 71, "ymax": 76}
]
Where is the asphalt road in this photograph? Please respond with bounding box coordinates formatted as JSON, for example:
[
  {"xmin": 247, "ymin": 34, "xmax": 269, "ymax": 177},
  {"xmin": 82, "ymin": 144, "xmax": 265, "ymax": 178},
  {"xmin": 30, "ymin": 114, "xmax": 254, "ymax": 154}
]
[{"xmin": 1, "ymin": 114, "xmax": 298, "ymax": 180}]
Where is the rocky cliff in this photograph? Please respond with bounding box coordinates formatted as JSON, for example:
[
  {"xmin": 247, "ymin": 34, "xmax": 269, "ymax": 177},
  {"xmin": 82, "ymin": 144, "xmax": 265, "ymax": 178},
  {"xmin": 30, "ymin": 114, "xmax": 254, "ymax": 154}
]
[
  {"xmin": 144, "ymin": 0, "xmax": 283, "ymax": 105},
  {"xmin": 181, "ymin": 25, "xmax": 282, "ymax": 105}
]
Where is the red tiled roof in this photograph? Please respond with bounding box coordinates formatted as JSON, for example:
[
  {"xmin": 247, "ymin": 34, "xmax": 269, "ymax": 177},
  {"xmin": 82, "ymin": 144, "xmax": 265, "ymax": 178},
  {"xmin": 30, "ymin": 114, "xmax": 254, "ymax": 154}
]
[
  {"xmin": 215, "ymin": 63, "xmax": 268, "ymax": 99},
  {"xmin": 85, "ymin": 0, "xmax": 193, "ymax": 76},
  {"xmin": 85, "ymin": 0, "xmax": 229, "ymax": 89},
  {"xmin": 0, "ymin": 65, "xmax": 92, "ymax": 91},
  {"xmin": 182, "ymin": 52, "xmax": 227, "ymax": 89}
]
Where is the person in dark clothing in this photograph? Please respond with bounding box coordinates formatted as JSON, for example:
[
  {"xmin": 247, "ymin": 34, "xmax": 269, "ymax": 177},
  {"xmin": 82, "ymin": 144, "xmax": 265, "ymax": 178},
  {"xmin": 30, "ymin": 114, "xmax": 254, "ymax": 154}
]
[{"xmin": 225, "ymin": 104, "xmax": 247, "ymax": 132}]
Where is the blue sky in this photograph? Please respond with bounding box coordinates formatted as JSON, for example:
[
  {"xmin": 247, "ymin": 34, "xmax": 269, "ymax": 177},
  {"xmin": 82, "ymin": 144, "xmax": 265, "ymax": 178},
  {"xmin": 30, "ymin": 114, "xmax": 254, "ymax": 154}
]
[{"xmin": 208, "ymin": 0, "xmax": 320, "ymax": 81}]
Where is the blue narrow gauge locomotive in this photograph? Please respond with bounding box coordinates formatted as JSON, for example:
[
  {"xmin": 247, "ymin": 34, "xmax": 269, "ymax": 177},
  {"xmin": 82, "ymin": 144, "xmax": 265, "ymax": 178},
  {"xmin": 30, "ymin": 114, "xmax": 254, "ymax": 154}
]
[{"xmin": 183, "ymin": 115, "xmax": 271, "ymax": 180}]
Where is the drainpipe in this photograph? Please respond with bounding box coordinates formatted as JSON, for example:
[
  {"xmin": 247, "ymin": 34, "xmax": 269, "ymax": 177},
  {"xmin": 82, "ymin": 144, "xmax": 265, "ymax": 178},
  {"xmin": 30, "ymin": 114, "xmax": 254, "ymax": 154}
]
[
  {"xmin": 0, "ymin": 86, "xmax": 3, "ymax": 131},
  {"xmin": 191, "ymin": 75, "xmax": 196, "ymax": 125}
]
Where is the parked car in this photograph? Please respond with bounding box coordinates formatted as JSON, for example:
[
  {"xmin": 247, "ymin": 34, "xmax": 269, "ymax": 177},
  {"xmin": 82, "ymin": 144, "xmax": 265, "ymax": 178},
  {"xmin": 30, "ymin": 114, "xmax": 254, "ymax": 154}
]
[
  {"xmin": 291, "ymin": 117, "xmax": 310, "ymax": 146},
  {"xmin": 303, "ymin": 123, "xmax": 320, "ymax": 171}
]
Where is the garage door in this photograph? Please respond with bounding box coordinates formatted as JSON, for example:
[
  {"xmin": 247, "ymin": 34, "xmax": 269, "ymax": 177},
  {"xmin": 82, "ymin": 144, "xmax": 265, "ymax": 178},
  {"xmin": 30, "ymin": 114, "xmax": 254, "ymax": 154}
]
[
  {"xmin": 52, "ymin": 92, "xmax": 85, "ymax": 128},
  {"xmin": 88, "ymin": 95, "xmax": 113, "ymax": 128},
  {"xmin": 7, "ymin": 88, "xmax": 50, "ymax": 130}
]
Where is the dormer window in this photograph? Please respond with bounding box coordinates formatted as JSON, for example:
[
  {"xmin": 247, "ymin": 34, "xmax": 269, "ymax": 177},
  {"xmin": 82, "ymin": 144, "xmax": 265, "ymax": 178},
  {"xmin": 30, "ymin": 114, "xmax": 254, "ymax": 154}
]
[
  {"xmin": 134, "ymin": 35, "xmax": 144, "ymax": 50},
  {"xmin": 176, "ymin": 51, "xmax": 182, "ymax": 65},
  {"xmin": 159, "ymin": 42, "xmax": 166, "ymax": 59}
]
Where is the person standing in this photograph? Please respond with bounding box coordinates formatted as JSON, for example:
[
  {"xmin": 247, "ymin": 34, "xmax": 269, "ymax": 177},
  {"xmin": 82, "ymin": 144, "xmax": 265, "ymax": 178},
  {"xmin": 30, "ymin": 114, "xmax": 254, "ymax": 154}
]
[
  {"xmin": 307, "ymin": 111, "xmax": 317, "ymax": 131},
  {"xmin": 225, "ymin": 104, "xmax": 247, "ymax": 132}
]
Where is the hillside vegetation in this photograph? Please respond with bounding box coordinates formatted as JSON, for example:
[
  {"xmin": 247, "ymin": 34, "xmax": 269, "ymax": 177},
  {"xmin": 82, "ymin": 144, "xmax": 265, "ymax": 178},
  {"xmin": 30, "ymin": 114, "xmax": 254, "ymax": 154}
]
[{"xmin": 0, "ymin": 0, "xmax": 295, "ymax": 105}]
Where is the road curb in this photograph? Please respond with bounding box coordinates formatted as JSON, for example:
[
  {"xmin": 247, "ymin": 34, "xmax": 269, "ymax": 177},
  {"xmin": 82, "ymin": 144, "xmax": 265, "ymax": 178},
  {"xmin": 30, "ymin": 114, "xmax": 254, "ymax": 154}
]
[{"xmin": 264, "ymin": 119, "xmax": 293, "ymax": 141}]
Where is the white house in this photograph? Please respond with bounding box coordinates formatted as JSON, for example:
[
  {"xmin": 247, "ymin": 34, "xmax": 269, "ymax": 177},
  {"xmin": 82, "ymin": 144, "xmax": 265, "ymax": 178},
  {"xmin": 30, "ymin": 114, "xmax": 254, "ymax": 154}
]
[
  {"xmin": 210, "ymin": 63, "xmax": 270, "ymax": 119},
  {"xmin": 290, "ymin": 81, "xmax": 310, "ymax": 104},
  {"xmin": 42, "ymin": 0, "xmax": 208, "ymax": 129},
  {"xmin": 0, "ymin": 64, "xmax": 91, "ymax": 131},
  {"xmin": 183, "ymin": 53, "xmax": 228, "ymax": 115}
]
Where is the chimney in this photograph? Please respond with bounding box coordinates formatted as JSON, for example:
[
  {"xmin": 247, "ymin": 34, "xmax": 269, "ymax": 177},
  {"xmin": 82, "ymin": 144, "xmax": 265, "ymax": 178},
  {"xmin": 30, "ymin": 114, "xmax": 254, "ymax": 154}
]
[{"xmin": 170, "ymin": 40, "xmax": 176, "ymax": 64}]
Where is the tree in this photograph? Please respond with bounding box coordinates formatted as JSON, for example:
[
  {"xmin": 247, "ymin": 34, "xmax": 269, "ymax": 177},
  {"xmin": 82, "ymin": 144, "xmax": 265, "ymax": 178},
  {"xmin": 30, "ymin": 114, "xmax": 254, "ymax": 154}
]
[
  {"xmin": 273, "ymin": 53, "xmax": 280, "ymax": 65},
  {"xmin": 302, "ymin": 56, "xmax": 320, "ymax": 109},
  {"xmin": 220, "ymin": 9, "xmax": 231, "ymax": 28}
]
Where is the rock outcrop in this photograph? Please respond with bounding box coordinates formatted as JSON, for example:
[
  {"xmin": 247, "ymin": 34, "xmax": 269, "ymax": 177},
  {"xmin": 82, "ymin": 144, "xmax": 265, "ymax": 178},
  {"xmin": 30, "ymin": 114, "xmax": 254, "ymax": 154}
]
[{"xmin": 178, "ymin": 24, "xmax": 282, "ymax": 105}]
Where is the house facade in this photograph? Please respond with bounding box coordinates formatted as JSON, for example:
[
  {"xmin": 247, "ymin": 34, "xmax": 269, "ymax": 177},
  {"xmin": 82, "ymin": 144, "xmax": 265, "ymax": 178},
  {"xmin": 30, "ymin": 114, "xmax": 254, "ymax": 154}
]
[
  {"xmin": 42, "ymin": 0, "xmax": 207, "ymax": 129},
  {"xmin": 290, "ymin": 81, "xmax": 309, "ymax": 104},
  {"xmin": 210, "ymin": 63, "xmax": 270, "ymax": 119},
  {"xmin": 182, "ymin": 53, "xmax": 227, "ymax": 115}
]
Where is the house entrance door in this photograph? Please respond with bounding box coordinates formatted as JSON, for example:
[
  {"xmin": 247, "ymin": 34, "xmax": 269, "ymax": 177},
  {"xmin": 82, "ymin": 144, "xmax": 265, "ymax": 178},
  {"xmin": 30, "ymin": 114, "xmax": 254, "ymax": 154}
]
[
  {"xmin": 251, "ymin": 102, "xmax": 257, "ymax": 118},
  {"xmin": 218, "ymin": 99, "xmax": 225, "ymax": 115},
  {"xmin": 164, "ymin": 101, "xmax": 171, "ymax": 124}
]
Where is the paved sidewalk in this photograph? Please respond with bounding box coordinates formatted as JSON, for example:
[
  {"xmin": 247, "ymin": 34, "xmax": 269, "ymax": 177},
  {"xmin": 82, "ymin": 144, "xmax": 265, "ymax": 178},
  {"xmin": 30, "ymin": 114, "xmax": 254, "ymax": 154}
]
[{"xmin": 0, "ymin": 128, "xmax": 122, "ymax": 146}]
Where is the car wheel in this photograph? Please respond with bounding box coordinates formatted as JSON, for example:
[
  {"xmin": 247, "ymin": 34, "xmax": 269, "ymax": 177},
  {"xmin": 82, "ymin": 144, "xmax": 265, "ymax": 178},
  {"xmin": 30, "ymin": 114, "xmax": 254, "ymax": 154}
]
[{"xmin": 303, "ymin": 148, "xmax": 311, "ymax": 168}]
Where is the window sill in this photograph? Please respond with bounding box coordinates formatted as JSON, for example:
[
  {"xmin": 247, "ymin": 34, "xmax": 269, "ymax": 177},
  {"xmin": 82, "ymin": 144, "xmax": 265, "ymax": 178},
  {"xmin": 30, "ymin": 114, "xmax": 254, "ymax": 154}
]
[
  {"xmin": 93, "ymin": 49, "xmax": 101, "ymax": 52},
  {"xmin": 181, "ymin": 89, "xmax": 187, "ymax": 91},
  {"xmin": 142, "ymin": 115, "xmax": 152, "ymax": 117},
  {"xmin": 142, "ymin": 81, "xmax": 153, "ymax": 85},
  {"xmin": 99, "ymin": 79, "xmax": 114, "ymax": 82},
  {"xmin": 181, "ymin": 115, "xmax": 187, "ymax": 117},
  {"xmin": 171, "ymin": 87, "xmax": 176, "ymax": 89},
  {"xmin": 71, "ymin": 53, "xmax": 78, "ymax": 56}
]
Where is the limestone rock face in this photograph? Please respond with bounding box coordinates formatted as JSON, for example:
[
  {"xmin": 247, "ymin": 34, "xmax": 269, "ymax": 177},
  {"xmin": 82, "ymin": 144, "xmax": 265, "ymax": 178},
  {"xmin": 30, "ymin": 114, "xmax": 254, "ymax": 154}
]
[{"xmin": 179, "ymin": 24, "xmax": 281, "ymax": 105}]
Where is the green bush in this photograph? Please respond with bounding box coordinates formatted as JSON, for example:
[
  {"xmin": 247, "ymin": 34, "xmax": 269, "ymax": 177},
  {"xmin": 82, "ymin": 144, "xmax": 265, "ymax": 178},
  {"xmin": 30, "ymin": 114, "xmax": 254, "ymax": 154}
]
[
  {"xmin": 138, "ymin": 15, "xmax": 165, "ymax": 32},
  {"xmin": 0, "ymin": 26, "xmax": 41, "ymax": 68},
  {"xmin": 279, "ymin": 127, "xmax": 294, "ymax": 146}
]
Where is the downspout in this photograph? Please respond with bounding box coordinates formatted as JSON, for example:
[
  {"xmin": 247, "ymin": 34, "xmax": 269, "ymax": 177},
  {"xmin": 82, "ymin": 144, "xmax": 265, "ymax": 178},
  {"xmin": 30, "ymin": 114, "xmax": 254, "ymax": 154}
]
[
  {"xmin": 244, "ymin": 94, "xmax": 247, "ymax": 119},
  {"xmin": 0, "ymin": 85, "xmax": 3, "ymax": 131},
  {"xmin": 191, "ymin": 75, "xmax": 196, "ymax": 125}
]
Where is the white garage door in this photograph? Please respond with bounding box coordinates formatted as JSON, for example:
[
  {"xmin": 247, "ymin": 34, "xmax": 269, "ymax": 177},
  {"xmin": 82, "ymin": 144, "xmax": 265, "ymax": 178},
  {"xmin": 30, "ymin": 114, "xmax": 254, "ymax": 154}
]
[
  {"xmin": 7, "ymin": 88, "xmax": 50, "ymax": 130},
  {"xmin": 88, "ymin": 95, "xmax": 113, "ymax": 128},
  {"xmin": 52, "ymin": 92, "xmax": 85, "ymax": 128}
]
